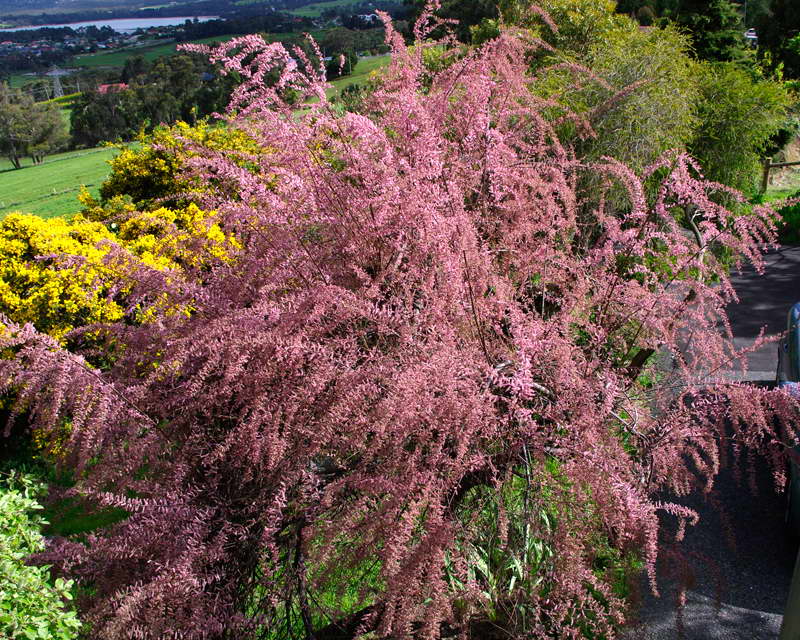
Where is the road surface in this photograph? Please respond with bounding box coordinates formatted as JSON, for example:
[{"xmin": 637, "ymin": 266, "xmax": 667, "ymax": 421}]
[{"xmin": 624, "ymin": 246, "xmax": 800, "ymax": 639}]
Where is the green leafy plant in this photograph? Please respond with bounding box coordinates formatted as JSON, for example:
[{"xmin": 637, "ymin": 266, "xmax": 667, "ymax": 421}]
[
  {"xmin": 0, "ymin": 472, "xmax": 81, "ymax": 640},
  {"xmin": 775, "ymin": 190, "xmax": 800, "ymax": 244}
]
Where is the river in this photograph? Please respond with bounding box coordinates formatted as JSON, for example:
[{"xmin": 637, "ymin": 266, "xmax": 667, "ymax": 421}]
[{"xmin": 0, "ymin": 16, "xmax": 220, "ymax": 34}]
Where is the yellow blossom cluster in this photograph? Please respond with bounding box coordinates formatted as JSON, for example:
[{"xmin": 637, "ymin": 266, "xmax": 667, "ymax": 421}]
[
  {"xmin": 1, "ymin": 121, "xmax": 259, "ymax": 457},
  {"xmin": 100, "ymin": 121, "xmax": 265, "ymax": 205},
  {"xmin": 0, "ymin": 213, "xmax": 124, "ymax": 343}
]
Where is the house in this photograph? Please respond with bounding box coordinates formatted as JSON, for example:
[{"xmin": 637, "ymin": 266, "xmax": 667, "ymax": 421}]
[{"xmin": 97, "ymin": 82, "xmax": 129, "ymax": 94}]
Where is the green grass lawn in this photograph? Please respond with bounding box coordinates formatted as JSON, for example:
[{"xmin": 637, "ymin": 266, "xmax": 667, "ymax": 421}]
[
  {"xmin": 72, "ymin": 35, "xmax": 235, "ymax": 68},
  {"xmin": 0, "ymin": 146, "xmax": 119, "ymax": 219},
  {"xmin": 326, "ymin": 54, "xmax": 390, "ymax": 98},
  {"xmin": 71, "ymin": 32, "xmax": 328, "ymax": 70},
  {"xmin": 289, "ymin": 0, "xmax": 367, "ymax": 17}
]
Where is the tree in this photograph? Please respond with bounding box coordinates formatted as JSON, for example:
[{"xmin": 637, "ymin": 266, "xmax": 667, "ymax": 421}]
[
  {"xmin": 70, "ymin": 54, "xmax": 238, "ymax": 147},
  {"xmin": 500, "ymin": 0, "xmax": 628, "ymax": 54},
  {"xmin": 120, "ymin": 55, "xmax": 149, "ymax": 84},
  {"xmin": 757, "ymin": 0, "xmax": 800, "ymax": 78},
  {"xmin": 320, "ymin": 27, "xmax": 358, "ymax": 57},
  {"xmin": 70, "ymin": 87, "xmax": 142, "ymax": 148},
  {"xmin": 26, "ymin": 101, "xmax": 69, "ymax": 164},
  {"xmin": 670, "ymin": 0, "xmax": 749, "ymax": 62},
  {"xmin": 0, "ymin": 85, "xmax": 67, "ymax": 168},
  {"xmin": 3, "ymin": 21, "xmax": 798, "ymax": 640},
  {"xmin": 325, "ymin": 51, "xmax": 359, "ymax": 79},
  {"xmin": 405, "ymin": 0, "xmax": 499, "ymax": 42},
  {"xmin": 690, "ymin": 62, "xmax": 792, "ymax": 193},
  {"xmin": 0, "ymin": 85, "xmax": 29, "ymax": 169},
  {"xmin": 564, "ymin": 23, "xmax": 700, "ymax": 173}
]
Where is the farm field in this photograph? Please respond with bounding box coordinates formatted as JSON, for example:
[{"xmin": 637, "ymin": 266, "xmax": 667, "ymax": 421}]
[
  {"xmin": 326, "ymin": 53, "xmax": 390, "ymax": 97},
  {"xmin": 289, "ymin": 0, "xmax": 367, "ymax": 17},
  {"xmin": 0, "ymin": 146, "xmax": 119, "ymax": 218},
  {"xmin": 71, "ymin": 31, "xmax": 328, "ymax": 70},
  {"xmin": 72, "ymin": 35, "xmax": 232, "ymax": 68}
]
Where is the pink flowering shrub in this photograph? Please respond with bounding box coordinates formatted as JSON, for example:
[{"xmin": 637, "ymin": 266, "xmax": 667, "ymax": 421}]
[{"xmin": 2, "ymin": 9, "xmax": 798, "ymax": 639}]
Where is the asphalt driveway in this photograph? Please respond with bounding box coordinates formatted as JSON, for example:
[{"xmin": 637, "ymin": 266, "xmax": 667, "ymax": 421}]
[{"xmin": 624, "ymin": 246, "xmax": 800, "ymax": 639}]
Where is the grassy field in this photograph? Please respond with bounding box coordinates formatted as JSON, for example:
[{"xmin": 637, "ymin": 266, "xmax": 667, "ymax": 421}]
[
  {"xmin": 72, "ymin": 35, "xmax": 232, "ymax": 68},
  {"xmin": 71, "ymin": 32, "xmax": 329, "ymax": 70},
  {"xmin": 0, "ymin": 146, "xmax": 119, "ymax": 219},
  {"xmin": 289, "ymin": 0, "xmax": 367, "ymax": 18},
  {"xmin": 326, "ymin": 54, "xmax": 390, "ymax": 98},
  {"xmin": 0, "ymin": 52, "xmax": 390, "ymax": 222},
  {"xmin": 7, "ymin": 74, "xmax": 33, "ymax": 88}
]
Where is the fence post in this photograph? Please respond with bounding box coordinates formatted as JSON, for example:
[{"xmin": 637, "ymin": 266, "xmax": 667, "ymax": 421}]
[{"xmin": 761, "ymin": 157, "xmax": 772, "ymax": 194}]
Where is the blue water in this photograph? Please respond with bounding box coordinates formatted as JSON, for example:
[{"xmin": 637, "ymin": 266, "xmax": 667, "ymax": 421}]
[{"xmin": 0, "ymin": 16, "xmax": 219, "ymax": 33}]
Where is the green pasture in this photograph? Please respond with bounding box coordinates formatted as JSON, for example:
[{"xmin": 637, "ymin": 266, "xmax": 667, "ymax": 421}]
[
  {"xmin": 289, "ymin": 0, "xmax": 367, "ymax": 17},
  {"xmin": 72, "ymin": 35, "xmax": 234, "ymax": 68},
  {"xmin": 70, "ymin": 33, "xmax": 329, "ymax": 70},
  {"xmin": 327, "ymin": 54, "xmax": 390, "ymax": 97},
  {"xmin": 6, "ymin": 74, "xmax": 33, "ymax": 88},
  {"xmin": 0, "ymin": 146, "xmax": 118, "ymax": 219}
]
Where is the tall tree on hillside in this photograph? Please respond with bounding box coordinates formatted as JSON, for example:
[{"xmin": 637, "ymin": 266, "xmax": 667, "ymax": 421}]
[
  {"xmin": 0, "ymin": 85, "xmax": 67, "ymax": 168},
  {"xmin": 670, "ymin": 0, "xmax": 748, "ymax": 62},
  {"xmin": 757, "ymin": 0, "xmax": 800, "ymax": 78},
  {"xmin": 0, "ymin": 85, "xmax": 29, "ymax": 169},
  {"xmin": 120, "ymin": 55, "xmax": 149, "ymax": 84},
  {"xmin": 70, "ymin": 88, "xmax": 142, "ymax": 148},
  {"xmin": 26, "ymin": 101, "xmax": 69, "ymax": 164}
]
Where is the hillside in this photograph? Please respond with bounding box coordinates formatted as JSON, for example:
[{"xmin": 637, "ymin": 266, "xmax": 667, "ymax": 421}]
[{"xmin": 0, "ymin": 146, "xmax": 118, "ymax": 218}]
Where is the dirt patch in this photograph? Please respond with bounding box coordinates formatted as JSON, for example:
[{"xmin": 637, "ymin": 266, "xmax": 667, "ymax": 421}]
[{"xmin": 768, "ymin": 135, "xmax": 800, "ymax": 192}]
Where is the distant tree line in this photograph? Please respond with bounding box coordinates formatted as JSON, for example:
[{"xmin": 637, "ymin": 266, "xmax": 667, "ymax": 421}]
[
  {"xmin": 0, "ymin": 0, "xmax": 246, "ymax": 27},
  {"xmin": 404, "ymin": 0, "xmax": 799, "ymax": 77},
  {"xmin": 0, "ymin": 49, "xmax": 71, "ymax": 76},
  {"xmin": 70, "ymin": 53, "xmax": 238, "ymax": 148},
  {"xmin": 0, "ymin": 26, "xmax": 78, "ymax": 44},
  {"xmin": 177, "ymin": 15, "xmax": 316, "ymax": 42},
  {"xmin": 0, "ymin": 0, "xmax": 396, "ymax": 27},
  {"xmin": 321, "ymin": 0, "xmax": 409, "ymax": 24}
]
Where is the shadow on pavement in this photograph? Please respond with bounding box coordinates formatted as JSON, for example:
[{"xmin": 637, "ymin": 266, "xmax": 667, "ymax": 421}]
[{"xmin": 624, "ymin": 431, "xmax": 797, "ymax": 639}]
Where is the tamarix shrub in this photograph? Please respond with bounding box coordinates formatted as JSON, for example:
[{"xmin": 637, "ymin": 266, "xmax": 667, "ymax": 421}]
[{"xmin": 1, "ymin": 8, "xmax": 798, "ymax": 640}]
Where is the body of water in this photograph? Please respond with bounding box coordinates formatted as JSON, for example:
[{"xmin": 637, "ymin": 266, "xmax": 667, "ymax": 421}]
[{"xmin": 0, "ymin": 16, "xmax": 220, "ymax": 33}]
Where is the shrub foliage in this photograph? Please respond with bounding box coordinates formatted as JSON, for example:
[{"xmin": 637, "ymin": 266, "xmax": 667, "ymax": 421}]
[
  {"xmin": 2, "ymin": 12, "xmax": 799, "ymax": 640},
  {"xmin": 0, "ymin": 474, "xmax": 81, "ymax": 640}
]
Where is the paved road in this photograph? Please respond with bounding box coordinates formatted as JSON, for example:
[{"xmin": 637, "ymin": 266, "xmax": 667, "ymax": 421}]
[{"xmin": 624, "ymin": 247, "xmax": 800, "ymax": 639}]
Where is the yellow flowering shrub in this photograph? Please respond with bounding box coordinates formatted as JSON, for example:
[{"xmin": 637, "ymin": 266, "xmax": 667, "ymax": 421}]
[
  {"xmin": 0, "ymin": 213, "xmax": 124, "ymax": 343},
  {"xmin": 118, "ymin": 203, "xmax": 239, "ymax": 267},
  {"xmin": 0, "ymin": 205, "xmax": 238, "ymax": 457},
  {"xmin": 99, "ymin": 120, "xmax": 266, "ymax": 206},
  {"xmin": 2, "ymin": 123, "xmax": 252, "ymax": 457}
]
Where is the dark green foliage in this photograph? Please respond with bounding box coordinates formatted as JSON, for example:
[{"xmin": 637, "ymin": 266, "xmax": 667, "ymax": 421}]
[
  {"xmin": 765, "ymin": 114, "xmax": 800, "ymax": 158},
  {"xmin": 325, "ymin": 51, "xmax": 359, "ymax": 80},
  {"xmin": 69, "ymin": 88, "xmax": 143, "ymax": 148},
  {"xmin": 637, "ymin": 6, "xmax": 656, "ymax": 26},
  {"xmin": 404, "ymin": 0, "xmax": 499, "ymax": 42},
  {"xmin": 756, "ymin": 0, "xmax": 800, "ymax": 78},
  {"xmin": 120, "ymin": 55, "xmax": 149, "ymax": 84},
  {"xmin": 671, "ymin": 0, "xmax": 748, "ymax": 62},
  {"xmin": 775, "ymin": 190, "xmax": 800, "ymax": 244},
  {"xmin": 70, "ymin": 53, "xmax": 237, "ymax": 147}
]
